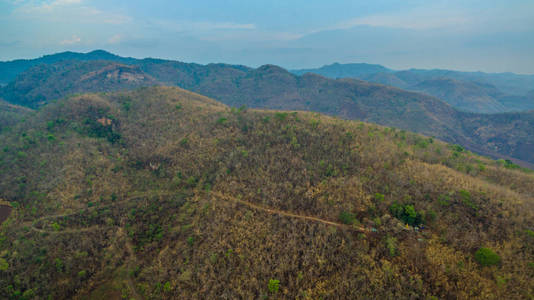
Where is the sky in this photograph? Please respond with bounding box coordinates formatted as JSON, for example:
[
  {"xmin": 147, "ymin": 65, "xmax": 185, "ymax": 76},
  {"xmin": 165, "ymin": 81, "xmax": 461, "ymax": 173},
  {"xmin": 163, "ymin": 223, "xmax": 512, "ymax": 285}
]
[{"xmin": 0, "ymin": 0, "xmax": 533, "ymax": 73}]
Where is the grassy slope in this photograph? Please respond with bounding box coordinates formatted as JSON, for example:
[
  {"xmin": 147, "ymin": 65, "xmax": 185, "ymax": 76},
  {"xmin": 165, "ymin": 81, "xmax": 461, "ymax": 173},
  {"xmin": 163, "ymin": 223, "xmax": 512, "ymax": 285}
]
[{"xmin": 0, "ymin": 86, "xmax": 532, "ymax": 299}]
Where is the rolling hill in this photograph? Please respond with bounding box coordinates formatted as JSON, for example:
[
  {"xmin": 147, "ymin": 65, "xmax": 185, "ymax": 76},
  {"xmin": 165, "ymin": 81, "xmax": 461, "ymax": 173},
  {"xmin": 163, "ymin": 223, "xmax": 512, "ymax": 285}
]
[
  {"xmin": 0, "ymin": 50, "xmax": 135, "ymax": 85},
  {"xmin": 0, "ymin": 98, "xmax": 32, "ymax": 132},
  {"xmin": 2, "ymin": 56, "xmax": 534, "ymax": 167},
  {"xmin": 4, "ymin": 51, "xmax": 533, "ymax": 114},
  {"xmin": 0, "ymin": 86, "xmax": 532, "ymax": 299},
  {"xmin": 409, "ymin": 78, "xmax": 507, "ymax": 113},
  {"xmin": 292, "ymin": 63, "xmax": 534, "ymax": 113},
  {"xmin": 0, "ymin": 61, "xmax": 158, "ymax": 108}
]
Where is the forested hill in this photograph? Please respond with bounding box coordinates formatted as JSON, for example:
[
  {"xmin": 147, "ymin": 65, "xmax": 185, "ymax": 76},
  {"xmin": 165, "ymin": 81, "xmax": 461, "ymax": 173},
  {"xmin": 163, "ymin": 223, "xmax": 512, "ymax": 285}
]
[
  {"xmin": 0, "ymin": 98, "xmax": 32, "ymax": 132},
  {"xmin": 2, "ymin": 56, "xmax": 534, "ymax": 166},
  {"xmin": 0, "ymin": 50, "xmax": 135, "ymax": 85},
  {"xmin": 0, "ymin": 86, "xmax": 532, "ymax": 299}
]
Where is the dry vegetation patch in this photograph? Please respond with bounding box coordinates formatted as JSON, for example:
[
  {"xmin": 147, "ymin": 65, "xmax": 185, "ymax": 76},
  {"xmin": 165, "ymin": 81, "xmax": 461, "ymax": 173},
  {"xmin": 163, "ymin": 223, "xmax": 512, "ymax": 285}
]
[{"xmin": 0, "ymin": 86, "xmax": 532, "ymax": 299}]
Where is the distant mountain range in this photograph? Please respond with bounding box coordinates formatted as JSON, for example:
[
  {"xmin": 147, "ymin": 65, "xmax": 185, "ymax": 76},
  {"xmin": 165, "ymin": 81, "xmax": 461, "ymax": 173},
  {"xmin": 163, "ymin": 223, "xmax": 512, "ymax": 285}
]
[
  {"xmin": 1, "ymin": 50, "xmax": 534, "ymax": 167},
  {"xmin": 292, "ymin": 63, "xmax": 534, "ymax": 113}
]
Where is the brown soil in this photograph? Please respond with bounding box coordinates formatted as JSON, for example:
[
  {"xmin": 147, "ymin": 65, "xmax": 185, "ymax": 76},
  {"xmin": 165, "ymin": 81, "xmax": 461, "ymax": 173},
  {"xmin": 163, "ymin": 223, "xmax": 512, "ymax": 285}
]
[{"xmin": 0, "ymin": 205, "xmax": 12, "ymax": 224}]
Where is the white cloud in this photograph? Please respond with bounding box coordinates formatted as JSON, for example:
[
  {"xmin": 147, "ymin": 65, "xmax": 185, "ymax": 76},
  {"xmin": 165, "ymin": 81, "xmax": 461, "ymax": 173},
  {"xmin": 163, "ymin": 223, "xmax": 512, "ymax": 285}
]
[
  {"xmin": 327, "ymin": 5, "xmax": 472, "ymax": 31},
  {"xmin": 54, "ymin": 0, "xmax": 82, "ymax": 4},
  {"xmin": 197, "ymin": 30, "xmax": 302, "ymax": 42},
  {"xmin": 320, "ymin": 1, "xmax": 534, "ymax": 33},
  {"xmin": 60, "ymin": 34, "xmax": 81, "ymax": 45},
  {"xmin": 107, "ymin": 34, "xmax": 122, "ymax": 44},
  {"xmin": 11, "ymin": 0, "xmax": 132, "ymax": 25},
  {"xmin": 335, "ymin": 14, "xmax": 470, "ymax": 31},
  {"xmin": 150, "ymin": 19, "xmax": 256, "ymax": 32}
]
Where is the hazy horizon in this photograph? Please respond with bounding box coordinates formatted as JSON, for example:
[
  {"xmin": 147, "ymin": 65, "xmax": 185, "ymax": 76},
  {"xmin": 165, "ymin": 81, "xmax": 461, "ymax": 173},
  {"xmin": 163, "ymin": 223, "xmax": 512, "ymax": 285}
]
[
  {"xmin": 1, "ymin": 0, "xmax": 533, "ymax": 74},
  {"xmin": 3, "ymin": 49, "xmax": 534, "ymax": 76}
]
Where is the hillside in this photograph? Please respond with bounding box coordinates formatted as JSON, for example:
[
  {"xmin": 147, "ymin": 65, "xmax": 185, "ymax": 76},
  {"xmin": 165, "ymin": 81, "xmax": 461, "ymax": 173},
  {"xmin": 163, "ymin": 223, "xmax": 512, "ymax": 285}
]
[
  {"xmin": 0, "ymin": 86, "xmax": 533, "ymax": 299},
  {"xmin": 0, "ymin": 61, "xmax": 158, "ymax": 108},
  {"xmin": 409, "ymin": 78, "xmax": 506, "ymax": 113},
  {"xmin": 0, "ymin": 98, "xmax": 32, "ymax": 132},
  {"xmin": 2, "ymin": 58, "xmax": 534, "ymax": 166},
  {"xmin": 0, "ymin": 50, "xmax": 135, "ymax": 85},
  {"xmin": 461, "ymin": 111, "xmax": 534, "ymax": 166},
  {"xmin": 293, "ymin": 63, "xmax": 534, "ymax": 113},
  {"xmin": 4, "ymin": 51, "xmax": 534, "ymax": 114},
  {"xmin": 404, "ymin": 69, "xmax": 534, "ymax": 96}
]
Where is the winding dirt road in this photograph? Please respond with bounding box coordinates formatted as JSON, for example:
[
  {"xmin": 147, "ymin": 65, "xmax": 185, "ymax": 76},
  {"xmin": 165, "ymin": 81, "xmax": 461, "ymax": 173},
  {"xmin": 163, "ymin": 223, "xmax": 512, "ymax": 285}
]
[
  {"xmin": 25, "ymin": 189, "xmax": 369, "ymax": 299},
  {"xmin": 211, "ymin": 191, "xmax": 369, "ymax": 232}
]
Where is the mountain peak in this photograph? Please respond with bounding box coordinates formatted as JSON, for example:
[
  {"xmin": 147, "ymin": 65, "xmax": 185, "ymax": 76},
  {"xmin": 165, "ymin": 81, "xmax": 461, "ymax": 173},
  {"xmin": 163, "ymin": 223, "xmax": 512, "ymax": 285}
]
[
  {"xmin": 292, "ymin": 62, "xmax": 391, "ymax": 77},
  {"xmin": 87, "ymin": 49, "xmax": 114, "ymax": 55},
  {"xmin": 256, "ymin": 64, "xmax": 289, "ymax": 74}
]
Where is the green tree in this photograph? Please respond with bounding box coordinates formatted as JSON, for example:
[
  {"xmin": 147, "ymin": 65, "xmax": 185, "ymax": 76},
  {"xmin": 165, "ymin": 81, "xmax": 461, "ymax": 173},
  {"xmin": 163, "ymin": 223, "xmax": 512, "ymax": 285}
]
[
  {"xmin": 0, "ymin": 257, "xmax": 8, "ymax": 271},
  {"xmin": 474, "ymin": 247, "xmax": 501, "ymax": 266},
  {"xmin": 268, "ymin": 279, "xmax": 280, "ymax": 293}
]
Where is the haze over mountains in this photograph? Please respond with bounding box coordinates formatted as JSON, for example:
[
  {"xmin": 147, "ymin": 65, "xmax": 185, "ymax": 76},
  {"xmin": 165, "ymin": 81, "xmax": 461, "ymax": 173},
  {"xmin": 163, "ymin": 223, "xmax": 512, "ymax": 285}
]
[
  {"xmin": 292, "ymin": 63, "xmax": 534, "ymax": 113},
  {"xmin": 1, "ymin": 50, "xmax": 534, "ymax": 167}
]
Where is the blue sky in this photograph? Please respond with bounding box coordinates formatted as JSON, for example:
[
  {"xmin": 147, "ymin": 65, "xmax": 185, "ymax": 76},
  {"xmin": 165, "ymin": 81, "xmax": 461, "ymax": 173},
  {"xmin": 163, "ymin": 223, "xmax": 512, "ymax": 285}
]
[{"xmin": 1, "ymin": 0, "xmax": 533, "ymax": 73}]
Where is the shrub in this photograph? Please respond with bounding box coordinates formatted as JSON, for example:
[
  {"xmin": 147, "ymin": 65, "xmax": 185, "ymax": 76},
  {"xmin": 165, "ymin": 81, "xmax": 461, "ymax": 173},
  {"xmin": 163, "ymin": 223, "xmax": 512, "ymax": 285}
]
[
  {"xmin": 386, "ymin": 236, "xmax": 397, "ymax": 256},
  {"xmin": 438, "ymin": 194, "xmax": 451, "ymax": 207},
  {"xmin": 458, "ymin": 190, "xmax": 477, "ymax": 210},
  {"xmin": 268, "ymin": 279, "xmax": 280, "ymax": 293},
  {"xmin": 55, "ymin": 258, "xmax": 64, "ymax": 272},
  {"xmin": 0, "ymin": 258, "xmax": 8, "ymax": 271},
  {"xmin": 339, "ymin": 211, "xmax": 356, "ymax": 225},
  {"xmin": 163, "ymin": 281, "xmax": 172, "ymax": 292},
  {"xmin": 503, "ymin": 159, "xmax": 520, "ymax": 170},
  {"xmin": 452, "ymin": 144, "xmax": 464, "ymax": 152},
  {"xmin": 426, "ymin": 210, "xmax": 437, "ymax": 223},
  {"xmin": 216, "ymin": 117, "xmax": 228, "ymax": 125},
  {"xmin": 21, "ymin": 289, "xmax": 34, "ymax": 300},
  {"xmin": 122, "ymin": 101, "xmax": 132, "ymax": 111},
  {"xmin": 375, "ymin": 193, "xmax": 385, "ymax": 202},
  {"xmin": 274, "ymin": 112, "xmax": 288, "ymax": 122},
  {"xmin": 403, "ymin": 205, "xmax": 418, "ymax": 225},
  {"xmin": 51, "ymin": 222, "xmax": 61, "ymax": 231},
  {"xmin": 389, "ymin": 202, "xmax": 422, "ymax": 226},
  {"xmin": 187, "ymin": 236, "xmax": 194, "ymax": 246},
  {"xmin": 186, "ymin": 176, "xmax": 197, "ymax": 187},
  {"xmin": 474, "ymin": 247, "xmax": 501, "ymax": 266}
]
